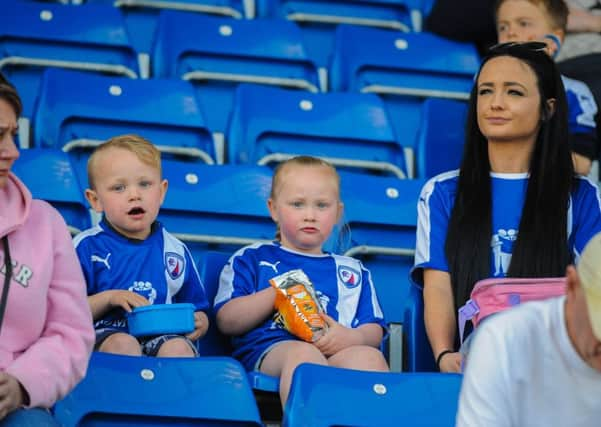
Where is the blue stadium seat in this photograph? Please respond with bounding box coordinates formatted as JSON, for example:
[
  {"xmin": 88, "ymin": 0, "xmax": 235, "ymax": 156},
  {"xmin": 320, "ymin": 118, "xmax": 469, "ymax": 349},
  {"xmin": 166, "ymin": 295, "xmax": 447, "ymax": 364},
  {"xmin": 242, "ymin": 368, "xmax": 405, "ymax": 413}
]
[
  {"xmin": 404, "ymin": 283, "xmax": 436, "ymax": 372},
  {"xmin": 11, "ymin": 148, "xmax": 90, "ymax": 236},
  {"xmin": 339, "ymin": 171, "xmax": 424, "ymax": 371},
  {"xmin": 283, "ymin": 363, "xmax": 462, "ymax": 427},
  {"xmin": 415, "ymin": 98, "xmax": 468, "ymax": 179},
  {"xmin": 32, "ymin": 68, "xmax": 215, "ymax": 185},
  {"xmin": 87, "ymin": 0, "xmax": 246, "ymax": 54},
  {"xmin": 227, "ymin": 84, "xmax": 408, "ymax": 178},
  {"xmin": 197, "ymin": 251, "xmax": 280, "ymax": 394},
  {"xmin": 152, "ymin": 11, "xmax": 320, "ymax": 133},
  {"xmin": 329, "ymin": 25, "xmax": 478, "ymax": 176},
  {"xmin": 53, "ymin": 351, "xmax": 263, "ymax": 426},
  {"xmin": 256, "ymin": 0, "xmax": 417, "ymax": 67},
  {"xmin": 159, "ymin": 161, "xmax": 275, "ymax": 263},
  {"xmin": 0, "ymin": 2, "xmax": 138, "ymax": 119}
]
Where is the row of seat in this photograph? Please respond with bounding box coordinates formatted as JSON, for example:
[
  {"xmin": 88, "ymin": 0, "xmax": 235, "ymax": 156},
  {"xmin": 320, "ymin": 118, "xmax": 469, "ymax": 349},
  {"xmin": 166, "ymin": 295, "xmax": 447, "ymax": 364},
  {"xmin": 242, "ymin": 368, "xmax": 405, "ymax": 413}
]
[
  {"xmin": 23, "ymin": 68, "xmax": 467, "ymax": 179},
  {"xmin": 13, "ymin": 147, "xmax": 436, "ymax": 372},
  {"xmin": 53, "ymin": 352, "xmax": 461, "ymax": 426}
]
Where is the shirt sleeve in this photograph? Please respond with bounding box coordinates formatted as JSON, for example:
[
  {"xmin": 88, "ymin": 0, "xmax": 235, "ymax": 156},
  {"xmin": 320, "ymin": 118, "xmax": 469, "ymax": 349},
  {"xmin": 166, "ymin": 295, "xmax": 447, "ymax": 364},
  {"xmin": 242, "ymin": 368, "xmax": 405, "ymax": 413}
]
[
  {"xmin": 411, "ymin": 177, "xmax": 453, "ymax": 287},
  {"xmin": 570, "ymin": 177, "xmax": 601, "ymax": 259},
  {"xmin": 565, "ymin": 79, "xmax": 598, "ymax": 160},
  {"xmin": 456, "ymin": 321, "xmax": 513, "ymax": 427},
  {"xmin": 174, "ymin": 245, "xmax": 209, "ymax": 312},
  {"xmin": 213, "ymin": 247, "xmax": 257, "ymax": 313},
  {"xmin": 353, "ymin": 264, "xmax": 386, "ymax": 329}
]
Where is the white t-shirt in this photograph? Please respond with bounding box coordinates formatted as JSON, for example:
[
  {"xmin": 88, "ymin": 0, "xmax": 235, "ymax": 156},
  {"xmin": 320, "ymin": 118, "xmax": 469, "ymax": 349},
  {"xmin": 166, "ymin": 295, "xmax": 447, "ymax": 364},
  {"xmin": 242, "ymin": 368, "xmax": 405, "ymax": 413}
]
[{"xmin": 456, "ymin": 297, "xmax": 601, "ymax": 427}]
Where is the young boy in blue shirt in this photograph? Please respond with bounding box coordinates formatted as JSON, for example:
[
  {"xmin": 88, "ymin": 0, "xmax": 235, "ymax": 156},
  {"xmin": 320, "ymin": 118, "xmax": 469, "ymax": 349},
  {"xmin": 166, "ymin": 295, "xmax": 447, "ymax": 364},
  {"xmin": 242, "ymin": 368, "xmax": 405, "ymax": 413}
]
[{"xmin": 74, "ymin": 134, "xmax": 209, "ymax": 356}]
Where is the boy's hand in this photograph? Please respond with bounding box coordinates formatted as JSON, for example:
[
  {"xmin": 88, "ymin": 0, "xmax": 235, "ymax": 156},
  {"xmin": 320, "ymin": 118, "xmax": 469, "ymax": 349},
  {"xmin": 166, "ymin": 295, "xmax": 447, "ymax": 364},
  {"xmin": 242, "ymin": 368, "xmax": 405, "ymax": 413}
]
[
  {"xmin": 314, "ymin": 314, "xmax": 364, "ymax": 357},
  {"xmin": 0, "ymin": 373, "xmax": 26, "ymax": 421},
  {"xmin": 186, "ymin": 311, "xmax": 209, "ymax": 341},
  {"xmin": 108, "ymin": 290, "xmax": 150, "ymax": 312}
]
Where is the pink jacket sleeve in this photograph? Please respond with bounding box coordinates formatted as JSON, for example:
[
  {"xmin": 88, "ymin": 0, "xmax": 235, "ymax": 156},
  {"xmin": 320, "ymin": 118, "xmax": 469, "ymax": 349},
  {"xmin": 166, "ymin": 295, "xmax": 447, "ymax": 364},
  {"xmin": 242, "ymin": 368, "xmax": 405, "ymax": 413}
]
[{"xmin": 6, "ymin": 207, "xmax": 95, "ymax": 408}]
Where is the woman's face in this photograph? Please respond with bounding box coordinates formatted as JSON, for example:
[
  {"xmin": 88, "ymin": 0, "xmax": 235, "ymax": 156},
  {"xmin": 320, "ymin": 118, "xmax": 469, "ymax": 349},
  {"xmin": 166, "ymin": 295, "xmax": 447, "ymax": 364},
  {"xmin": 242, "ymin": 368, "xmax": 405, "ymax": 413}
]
[
  {"xmin": 476, "ymin": 56, "xmax": 543, "ymax": 147},
  {"xmin": 0, "ymin": 98, "xmax": 19, "ymax": 189}
]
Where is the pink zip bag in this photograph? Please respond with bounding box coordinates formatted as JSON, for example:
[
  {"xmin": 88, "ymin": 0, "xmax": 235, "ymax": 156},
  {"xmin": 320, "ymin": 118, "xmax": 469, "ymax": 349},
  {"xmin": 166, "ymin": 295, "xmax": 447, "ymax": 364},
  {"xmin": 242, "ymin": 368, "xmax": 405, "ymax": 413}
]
[{"xmin": 457, "ymin": 277, "xmax": 566, "ymax": 343}]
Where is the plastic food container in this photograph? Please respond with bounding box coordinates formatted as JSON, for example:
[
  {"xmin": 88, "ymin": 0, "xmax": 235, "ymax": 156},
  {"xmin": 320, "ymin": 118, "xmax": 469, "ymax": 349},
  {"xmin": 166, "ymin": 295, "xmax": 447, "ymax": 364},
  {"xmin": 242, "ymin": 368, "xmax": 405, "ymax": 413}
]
[{"xmin": 127, "ymin": 303, "xmax": 195, "ymax": 337}]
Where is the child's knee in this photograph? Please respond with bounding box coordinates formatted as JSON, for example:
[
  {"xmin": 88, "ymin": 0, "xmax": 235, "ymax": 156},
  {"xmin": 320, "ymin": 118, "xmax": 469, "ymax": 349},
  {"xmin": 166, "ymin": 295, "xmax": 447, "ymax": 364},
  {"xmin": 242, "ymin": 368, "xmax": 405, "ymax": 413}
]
[
  {"xmin": 156, "ymin": 338, "xmax": 196, "ymax": 357},
  {"xmin": 330, "ymin": 345, "xmax": 389, "ymax": 371},
  {"xmin": 99, "ymin": 333, "xmax": 142, "ymax": 356}
]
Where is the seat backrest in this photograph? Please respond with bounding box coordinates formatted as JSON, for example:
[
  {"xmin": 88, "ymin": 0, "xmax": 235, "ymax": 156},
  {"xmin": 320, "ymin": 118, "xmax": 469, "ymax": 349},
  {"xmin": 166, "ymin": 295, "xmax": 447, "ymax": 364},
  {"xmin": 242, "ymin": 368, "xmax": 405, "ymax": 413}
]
[
  {"xmin": 32, "ymin": 68, "xmax": 215, "ymax": 165},
  {"xmin": 159, "ymin": 161, "xmax": 275, "ymax": 261},
  {"xmin": 329, "ymin": 25, "xmax": 479, "ymax": 97},
  {"xmin": 283, "ymin": 363, "xmax": 462, "ymax": 427},
  {"xmin": 152, "ymin": 11, "xmax": 319, "ymax": 132},
  {"xmin": 88, "ymin": 0, "xmax": 246, "ymax": 53},
  {"xmin": 53, "ymin": 351, "xmax": 263, "ymax": 426},
  {"xmin": 403, "ymin": 283, "xmax": 436, "ymax": 372},
  {"xmin": 11, "ymin": 148, "xmax": 90, "ymax": 235},
  {"xmin": 256, "ymin": 0, "xmax": 415, "ymax": 67},
  {"xmin": 227, "ymin": 84, "xmax": 408, "ymax": 178},
  {"xmin": 415, "ymin": 97, "xmax": 467, "ymax": 179},
  {"xmin": 0, "ymin": 2, "xmax": 138, "ymax": 118}
]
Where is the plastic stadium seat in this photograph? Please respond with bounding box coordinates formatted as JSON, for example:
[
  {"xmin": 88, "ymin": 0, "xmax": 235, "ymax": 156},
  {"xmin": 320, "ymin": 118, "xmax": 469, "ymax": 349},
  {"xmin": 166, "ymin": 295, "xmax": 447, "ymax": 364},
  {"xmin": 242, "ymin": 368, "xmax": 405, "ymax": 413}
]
[
  {"xmin": 403, "ymin": 283, "xmax": 436, "ymax": 372},
  {"xmin": 158, "ymin": 161, "xmax": 275, "ymax": 262},
  {"xmin": 32, "ymin": 68, "xmax": 215, "ymax": 182},
  {"xmin": 227, "ymin": 84, "xmax": 408, "ymax": 178},
  {"xmin": 256, "ymin": 0, "xmax": 417, "ymax": 67},
  {"xmin": 329, "ymin": 25, "xmax": 478, "ymax": 175},
  {"xmin": 152, "ymin": 11, "xmax": 320, "ymax": 133},
  {"xmin": 53, "ymin": 352, "xmax": 263, "ymax": 426},
  {"xmin": 11, "ymin": 148, "xmax": 90, "ymax": 236},
  {"xmin": 0, "ymin": 2, "xmax": 138, "ymax": 119},
  {"xmin": 283, "ymin": 363, "xmax": 462, "ymax": 427},
  {"xmin": 87, "ymin": 0, "xmax": 246, "ymax": 54},
  {"xmin": 338, "ymin": 171, "xmax": 424, "ymax": 371},
  {"xmin": 415, "ymin": 98, "xmax": 467, "ymax": 179},
  {"xmin": 197, "ymin": 251, "xmax": 280, "ymax": 395}
]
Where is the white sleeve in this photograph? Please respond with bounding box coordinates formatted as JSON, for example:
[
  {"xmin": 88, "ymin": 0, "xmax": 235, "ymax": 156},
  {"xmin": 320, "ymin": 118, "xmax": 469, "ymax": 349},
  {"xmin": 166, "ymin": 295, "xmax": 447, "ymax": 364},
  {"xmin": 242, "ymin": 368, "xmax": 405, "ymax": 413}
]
[{"xmin": 455, "ymin": 322, "xmax": 514, "ymax": 427}]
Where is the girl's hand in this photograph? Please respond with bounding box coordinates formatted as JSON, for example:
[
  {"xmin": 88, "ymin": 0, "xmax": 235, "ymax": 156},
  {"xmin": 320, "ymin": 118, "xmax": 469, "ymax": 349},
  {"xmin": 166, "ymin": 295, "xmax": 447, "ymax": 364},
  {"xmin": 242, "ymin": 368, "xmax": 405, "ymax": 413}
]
[
  {"xmin": 438, "ymin": 351, "xmax": 462, "ymax": 373},
  {"xmin": 314, "ymin": 314, "xmax": 364, "ymax": 357},
  {"xmin": 0, "ymin": 373, "xmax": 26, "ymax": 420},
  {"xmin": 186, "ymin": 311, "xmax": 209, "ymax": 341},
  {"xmin": 108, "ymin": 290, "xmax": 150, "ymax": 312}
]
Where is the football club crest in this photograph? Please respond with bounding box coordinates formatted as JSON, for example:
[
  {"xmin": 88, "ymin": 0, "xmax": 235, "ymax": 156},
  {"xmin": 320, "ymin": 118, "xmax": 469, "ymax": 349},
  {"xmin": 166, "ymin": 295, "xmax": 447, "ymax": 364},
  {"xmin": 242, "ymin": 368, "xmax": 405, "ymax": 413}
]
[
  {"xmin": 165, "ymin": 252, "xmax": 185, "ymax": 279},
  {"xmin": 337, "ymin": 265, "xmax": 361, "ymax": 289}
]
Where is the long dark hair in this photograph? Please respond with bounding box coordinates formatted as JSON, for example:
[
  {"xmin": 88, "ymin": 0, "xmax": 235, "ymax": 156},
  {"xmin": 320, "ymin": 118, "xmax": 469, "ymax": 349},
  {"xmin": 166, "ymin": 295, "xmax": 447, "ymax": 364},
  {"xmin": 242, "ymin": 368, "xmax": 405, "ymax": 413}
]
[{"xmin": 445, "ymin": 42, "xmax": 574, "ymax": 310}]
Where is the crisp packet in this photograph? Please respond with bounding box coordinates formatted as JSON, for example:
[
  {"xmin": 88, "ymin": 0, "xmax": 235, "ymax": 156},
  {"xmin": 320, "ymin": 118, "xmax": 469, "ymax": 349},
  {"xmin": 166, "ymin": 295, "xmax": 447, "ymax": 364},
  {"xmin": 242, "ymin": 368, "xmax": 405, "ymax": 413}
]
[{"xmin": 270, "ymin": 269, "xmax": 327, "ymax": 342}]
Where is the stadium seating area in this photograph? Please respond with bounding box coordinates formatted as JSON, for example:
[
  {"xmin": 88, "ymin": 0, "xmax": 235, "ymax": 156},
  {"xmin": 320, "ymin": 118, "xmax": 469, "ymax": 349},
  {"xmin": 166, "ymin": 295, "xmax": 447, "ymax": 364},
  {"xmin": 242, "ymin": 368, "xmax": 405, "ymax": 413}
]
[{"xmin": 2, "ymin": 0, "xmax": 478, "ymax": 425}]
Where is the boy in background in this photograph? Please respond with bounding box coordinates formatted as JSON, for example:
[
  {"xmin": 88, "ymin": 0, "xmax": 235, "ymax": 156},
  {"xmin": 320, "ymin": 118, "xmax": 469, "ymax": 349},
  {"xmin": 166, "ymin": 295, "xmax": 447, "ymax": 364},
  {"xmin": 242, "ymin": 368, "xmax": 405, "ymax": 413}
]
[
  {"xmin": 74, "ymin": 134, "xmax": 209, "ymax": 357},
  {"xmin": 496, "ymin": 0, "xmax": 599, "ymax": 175}
]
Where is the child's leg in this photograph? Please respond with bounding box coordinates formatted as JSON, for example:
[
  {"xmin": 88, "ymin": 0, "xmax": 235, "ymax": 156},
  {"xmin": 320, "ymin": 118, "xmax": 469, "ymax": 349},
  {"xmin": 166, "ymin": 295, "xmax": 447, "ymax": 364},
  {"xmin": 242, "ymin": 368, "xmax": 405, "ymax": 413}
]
[
  {"xmin": 260, "ymin": 341, "xmax": 327, "ymax": 405},
  {"xmin": 142, "ymin": 334, "xmax": 198, "ymax": 357},
  {"xmin": 98, "ymin": 332, "xmax": 142, "ymax": 356},
  {"xmin": 328, "ymin": 345, "xmax": 389, "ymax": 372}
]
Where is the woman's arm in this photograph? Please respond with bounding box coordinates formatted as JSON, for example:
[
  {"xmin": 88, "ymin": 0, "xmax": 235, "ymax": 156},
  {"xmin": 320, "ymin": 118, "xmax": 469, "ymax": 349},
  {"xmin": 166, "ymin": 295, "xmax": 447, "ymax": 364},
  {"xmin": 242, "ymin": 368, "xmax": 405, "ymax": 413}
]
[
  {"xmin": 216, "ymin": 286, "xmax": 276, "ymax": 336},
  {"xmin": 424, "ymin": 268, "xmax": 461, "ymax": 372}
]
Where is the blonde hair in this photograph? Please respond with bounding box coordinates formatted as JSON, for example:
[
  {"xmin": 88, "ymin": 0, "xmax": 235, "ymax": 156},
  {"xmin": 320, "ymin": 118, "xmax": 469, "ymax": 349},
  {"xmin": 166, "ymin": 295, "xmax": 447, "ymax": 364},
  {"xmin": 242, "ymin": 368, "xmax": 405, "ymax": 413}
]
[
  {"xmin": 87, "ymin": 134, "xmax": 161, "ymax": 189},
  {"xmin": 270, "ymin": 156, "xmax": 342, "ymax": 243},
  {"xmin": 495, "ymin": 0, "xmax": 568, "ymax": 32}
]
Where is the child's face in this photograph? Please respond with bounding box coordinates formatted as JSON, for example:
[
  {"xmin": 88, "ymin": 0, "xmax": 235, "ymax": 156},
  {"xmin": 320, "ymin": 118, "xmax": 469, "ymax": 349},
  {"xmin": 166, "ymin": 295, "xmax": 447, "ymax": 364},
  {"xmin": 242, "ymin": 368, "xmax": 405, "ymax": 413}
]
[
  {"xmin": 268, "ymin": 164, "xmax": 342, "ymax": 255},
  {"xmin": 497, "ymin": 0, "xmax": 559, "ymax": 44},
  {"xmin": 476, "ymin": 56, "xmax": 544, "ymax": 147},
  {"xmin": 85, "ymin": 147, "xmax": 167, "ymax": 240}
]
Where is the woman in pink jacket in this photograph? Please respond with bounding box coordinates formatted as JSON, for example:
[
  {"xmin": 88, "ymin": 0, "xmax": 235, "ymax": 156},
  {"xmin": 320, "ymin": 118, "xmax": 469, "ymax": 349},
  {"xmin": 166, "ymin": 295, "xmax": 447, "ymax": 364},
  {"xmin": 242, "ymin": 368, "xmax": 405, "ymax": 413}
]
[{"xmin": 0, "ymin": 78, "xmax": 95, "ymax": 426}]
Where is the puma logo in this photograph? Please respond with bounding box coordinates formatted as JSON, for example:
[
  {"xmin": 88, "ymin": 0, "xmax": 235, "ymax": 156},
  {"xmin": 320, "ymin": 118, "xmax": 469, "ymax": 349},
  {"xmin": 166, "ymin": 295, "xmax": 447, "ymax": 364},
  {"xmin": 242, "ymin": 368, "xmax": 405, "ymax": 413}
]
[
  {"xmin": 91, "ymin": 253, "xmax": 111, "ymax": 270},
  {"xmin": 259, "ymin": 260, "xmax": 280, "ymax": 274}
]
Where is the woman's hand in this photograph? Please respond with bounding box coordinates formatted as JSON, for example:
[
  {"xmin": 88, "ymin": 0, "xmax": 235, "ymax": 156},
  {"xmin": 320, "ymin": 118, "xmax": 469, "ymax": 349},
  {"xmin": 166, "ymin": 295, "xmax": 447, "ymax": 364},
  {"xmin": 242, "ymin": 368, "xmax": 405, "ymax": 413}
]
[
  {"xmin": 438, "ymin": 351, "xmax": 462, "ymax": 373},
  {"xmin": 0, "ymin": 373, "xmax": 26, "ymax": 420}
]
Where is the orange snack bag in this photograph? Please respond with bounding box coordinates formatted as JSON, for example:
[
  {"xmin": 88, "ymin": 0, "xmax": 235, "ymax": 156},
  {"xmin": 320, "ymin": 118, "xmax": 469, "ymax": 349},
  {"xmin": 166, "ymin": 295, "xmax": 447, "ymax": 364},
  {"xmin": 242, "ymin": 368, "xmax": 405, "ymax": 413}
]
[{"xmin": 270, "ymin": 269, "xmax": 327, "ymax": 342}]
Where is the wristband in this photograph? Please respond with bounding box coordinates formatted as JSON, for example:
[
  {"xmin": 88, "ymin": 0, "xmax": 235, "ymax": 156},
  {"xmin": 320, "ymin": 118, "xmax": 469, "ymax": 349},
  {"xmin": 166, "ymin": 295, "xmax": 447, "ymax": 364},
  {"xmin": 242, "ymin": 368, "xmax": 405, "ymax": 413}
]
[{"xmin": 436, "ymin": 349, "xmax": 454, "ymax": 371}]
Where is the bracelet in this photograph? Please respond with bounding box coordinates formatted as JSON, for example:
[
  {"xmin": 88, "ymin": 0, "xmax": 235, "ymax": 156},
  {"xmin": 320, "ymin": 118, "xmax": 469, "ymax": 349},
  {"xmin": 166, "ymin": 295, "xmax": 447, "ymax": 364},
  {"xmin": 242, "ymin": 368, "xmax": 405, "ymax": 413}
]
[{"xmin": 436, "ymin": 349, "xmax": 454, "ymax": 371}]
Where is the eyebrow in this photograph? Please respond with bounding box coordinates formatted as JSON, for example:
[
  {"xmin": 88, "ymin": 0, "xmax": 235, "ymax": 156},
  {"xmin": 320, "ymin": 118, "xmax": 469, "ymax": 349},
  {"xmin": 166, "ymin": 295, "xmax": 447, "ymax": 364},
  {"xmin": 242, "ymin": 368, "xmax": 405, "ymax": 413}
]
[{"xmin": 478, "ymin": 81, "xmax": 528, "ymax": 92}]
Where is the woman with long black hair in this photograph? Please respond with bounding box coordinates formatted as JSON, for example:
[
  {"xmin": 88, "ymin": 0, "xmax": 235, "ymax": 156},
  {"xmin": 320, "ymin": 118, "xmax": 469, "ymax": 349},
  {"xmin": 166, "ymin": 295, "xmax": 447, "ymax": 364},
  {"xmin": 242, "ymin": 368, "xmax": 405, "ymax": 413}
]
[{"xmin": 412, "ymin": 42, "xmax": 601, "ymax": 373}]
